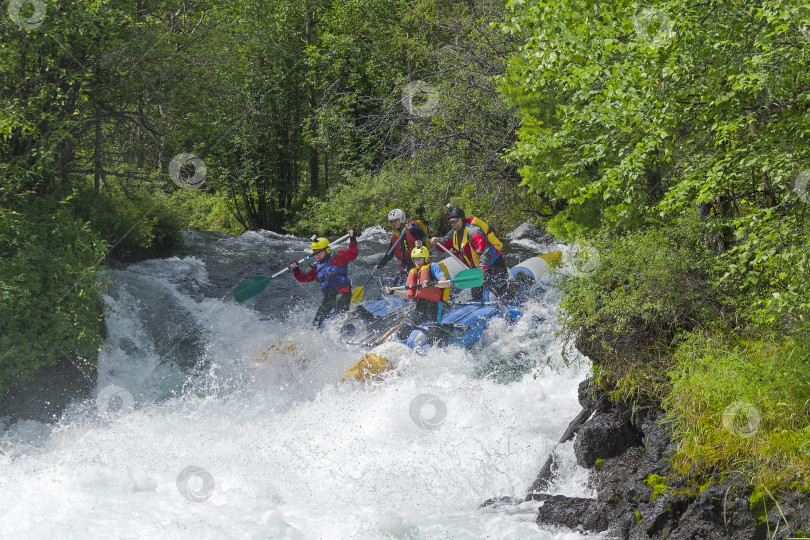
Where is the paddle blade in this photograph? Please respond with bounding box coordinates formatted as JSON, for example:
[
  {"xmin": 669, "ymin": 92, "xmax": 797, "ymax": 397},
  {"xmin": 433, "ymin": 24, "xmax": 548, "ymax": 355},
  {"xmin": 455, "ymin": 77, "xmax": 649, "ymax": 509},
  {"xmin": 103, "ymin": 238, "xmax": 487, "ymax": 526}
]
[
  {"xmin": 539, "ymin": 250, "xmax": 563, "ymax": 267},
  {"xmin": 451, "ymin": 268, "xmax": 484, "ymax": 289},
  {"xmin": 343, "ymin": 352, "xmax": 395, "ymax": 382},
  {"xmin": 233, "ymin": 275, "xmax": 271, "ymax": 302},
  {"xmin": 351, "ymin": 285, "xmax": 365, "ymax": 303}
]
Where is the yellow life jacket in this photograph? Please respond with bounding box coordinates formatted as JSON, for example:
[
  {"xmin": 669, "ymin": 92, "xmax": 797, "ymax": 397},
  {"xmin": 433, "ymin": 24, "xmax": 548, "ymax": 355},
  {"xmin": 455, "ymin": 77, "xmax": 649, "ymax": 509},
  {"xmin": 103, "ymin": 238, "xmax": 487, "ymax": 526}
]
[{"xmin": 451, "ymin": 217, "xmax": 503, "ymax": 268}]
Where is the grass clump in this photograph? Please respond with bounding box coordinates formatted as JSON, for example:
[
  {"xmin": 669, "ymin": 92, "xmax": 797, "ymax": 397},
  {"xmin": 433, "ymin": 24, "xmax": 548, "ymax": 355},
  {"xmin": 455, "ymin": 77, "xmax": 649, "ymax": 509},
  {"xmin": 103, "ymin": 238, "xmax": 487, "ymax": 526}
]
[
  {"xmin": 663, "ymin": 331, "xmax": 810, "ymax": 487},
  {"xmin": 643, "ymin": 474, "xmax": 671, "ymax": 501}
]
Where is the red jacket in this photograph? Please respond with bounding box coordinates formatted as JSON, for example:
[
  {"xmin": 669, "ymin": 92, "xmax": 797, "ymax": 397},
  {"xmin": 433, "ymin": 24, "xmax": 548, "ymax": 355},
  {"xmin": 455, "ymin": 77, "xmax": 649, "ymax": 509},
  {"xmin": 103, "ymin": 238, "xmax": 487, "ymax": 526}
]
[
  {"xmin": 434, "ymin": 227, "xmax": 489, "ymax": 268},
  {"xmin": 293, "ymin": 241, "xmax": 358, "ymax": 293}
]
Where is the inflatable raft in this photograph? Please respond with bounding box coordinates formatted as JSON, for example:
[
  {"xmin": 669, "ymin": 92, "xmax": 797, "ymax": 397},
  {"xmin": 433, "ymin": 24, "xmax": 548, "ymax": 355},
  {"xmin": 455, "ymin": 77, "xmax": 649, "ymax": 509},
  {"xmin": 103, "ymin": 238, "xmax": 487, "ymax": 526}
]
[{"xmin": 342, "ymin": 251, "xmax": 561, "ymax": 380}]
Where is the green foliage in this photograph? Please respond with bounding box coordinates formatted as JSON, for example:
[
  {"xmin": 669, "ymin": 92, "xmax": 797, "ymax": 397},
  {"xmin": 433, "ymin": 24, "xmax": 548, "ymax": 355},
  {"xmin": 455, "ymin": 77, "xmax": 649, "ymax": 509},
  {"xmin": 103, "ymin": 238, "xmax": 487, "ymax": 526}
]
[
  {"xmin": 167, "ymin": 190, "xmax": 245, "ymax": 236},
  {"xmin": 719, "ymin": 205, "xmax": 810, "ymax": 332},
  {"xmin": 292, "ymin": 158, "xmax": 539, "ymax": 236},
  {"xmin": 502, "ymin": 0, "xmax": 810, "ymax": 227},
  {"xmin": 291, "ymin": 164, "xmax": 451, "ymax": 235},
  {"xmin": 558, "ymin": 215, "xmax": 725, "ymax": 372},
  {"xmin": 0, "ymin": 194, "xmax": 108, "ymax": 395},
  {"xmin": 502, "ymin": 0, "xmax": 810, "ymax": 332},
  {"xmin": 502, "ymin": 1, "xmax": 810, "ymax": 487},
  {"xmin": 75, "ymin": 182, "xmax": 185, "ymax": 260}
]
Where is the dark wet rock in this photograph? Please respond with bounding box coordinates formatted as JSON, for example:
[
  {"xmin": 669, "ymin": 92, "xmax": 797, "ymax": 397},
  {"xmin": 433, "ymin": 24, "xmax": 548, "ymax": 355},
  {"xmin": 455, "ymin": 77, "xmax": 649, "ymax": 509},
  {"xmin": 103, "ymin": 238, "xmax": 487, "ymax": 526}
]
[
  {"xmin": 141, "ymin": 297, "xmax": 205, "ymax": 369},
  {"xmin": 667, "ymin": 478, "xmax": 761, "ymax": 540},
  {"xmin": 577, "ymin": 378, "xmax": 612, "ymax": 413},
  {"xmin": 524, "ymin": 376, "xmax": 790, "ymax": 539},
  {"xmin": 574, "ymin": 409, "xmax": 641, "ymax": 467},
  {"xmin": 594, "ymin": 446, "xmax": 652, "ymax": 506},
  {"xmin": 479, "ymin": 496, "xmax": 524, "ymax": 509},
  {"xmin": 0, "ymin": 354, "xmax": 97, "ymax": 424},
  {"xmin": 638, "ymin": 408, "xmax": 671, "ymax": 462},
  {"xmin": 761, "ymin": 489, "xmax": 810, "ymax": 540},
  {"xmin": 533, "ymin": 494, "xmax": 609, "ymax": 533},
  {"xmin": 626, "ymin": 492, "xmax": 692, "ymax": 540}
]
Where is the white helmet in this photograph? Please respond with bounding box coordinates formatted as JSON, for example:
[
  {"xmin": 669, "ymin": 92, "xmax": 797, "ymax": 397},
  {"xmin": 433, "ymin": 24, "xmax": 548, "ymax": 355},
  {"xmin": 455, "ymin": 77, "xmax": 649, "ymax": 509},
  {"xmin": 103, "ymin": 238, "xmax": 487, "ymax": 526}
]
[{"xmin": 387, "ymin": 208, "xmax": 405, "ymax": 222}]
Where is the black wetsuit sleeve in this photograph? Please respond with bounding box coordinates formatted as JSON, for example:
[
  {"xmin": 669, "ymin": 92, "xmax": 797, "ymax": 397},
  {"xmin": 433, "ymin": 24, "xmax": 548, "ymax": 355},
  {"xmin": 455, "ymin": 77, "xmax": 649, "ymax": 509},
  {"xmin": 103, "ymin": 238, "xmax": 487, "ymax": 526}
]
[{"xmin": 378, "ymin": 244, "xmax": 396, "ymax": 267}]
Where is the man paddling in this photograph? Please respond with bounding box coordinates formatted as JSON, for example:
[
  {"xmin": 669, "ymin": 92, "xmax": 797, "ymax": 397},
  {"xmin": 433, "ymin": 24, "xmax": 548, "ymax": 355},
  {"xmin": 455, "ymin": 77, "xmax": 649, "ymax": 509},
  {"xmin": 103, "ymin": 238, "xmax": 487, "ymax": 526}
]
[
  {"xmin": 290, "ymin": 229, "xmax": 357, "ymax": 327},
  {"xmin": 430, "ymin": 207, "xmax": 508, "ymax": 301},
  {"xmin": 375, "ymin": 208, "xmax": 429, "ymax": 286}
]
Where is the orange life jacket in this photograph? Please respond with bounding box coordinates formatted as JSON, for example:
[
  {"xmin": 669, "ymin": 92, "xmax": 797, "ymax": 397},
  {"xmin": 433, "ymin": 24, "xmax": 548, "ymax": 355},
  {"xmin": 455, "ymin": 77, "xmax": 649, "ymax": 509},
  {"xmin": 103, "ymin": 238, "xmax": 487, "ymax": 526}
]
[{"xmin": 406, "ymin": 262, "xmax": 450, "ymax": 302}]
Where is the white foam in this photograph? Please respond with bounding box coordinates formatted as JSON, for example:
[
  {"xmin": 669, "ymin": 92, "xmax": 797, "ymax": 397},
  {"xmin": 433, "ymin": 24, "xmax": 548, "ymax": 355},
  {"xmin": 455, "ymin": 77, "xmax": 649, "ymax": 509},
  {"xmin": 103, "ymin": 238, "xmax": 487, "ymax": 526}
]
[{"xmin": 0, "ymin": 247, "xmax": 600, "ymax": 539}]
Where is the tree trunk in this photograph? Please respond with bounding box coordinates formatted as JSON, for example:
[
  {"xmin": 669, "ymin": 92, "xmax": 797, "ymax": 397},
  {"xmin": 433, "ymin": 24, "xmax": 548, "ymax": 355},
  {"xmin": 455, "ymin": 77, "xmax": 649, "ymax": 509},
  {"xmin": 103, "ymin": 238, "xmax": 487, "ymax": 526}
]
[
  {"xmin": 306, "ymin": 12, "xmax": 319, "ymax": 195},
  {"xmin": 94, "ymin": 103, "xmax": 103, "ymax": 194}
]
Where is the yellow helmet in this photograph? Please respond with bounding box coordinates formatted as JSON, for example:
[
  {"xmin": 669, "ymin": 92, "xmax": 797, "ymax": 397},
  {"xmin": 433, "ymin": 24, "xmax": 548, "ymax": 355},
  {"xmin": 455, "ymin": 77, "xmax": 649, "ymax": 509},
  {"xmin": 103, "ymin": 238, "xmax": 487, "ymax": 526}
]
[
  {"xmin": 311, "ymin": 237, "xmax": 330, "ymax": 255},
  {"xmin": 411, "ymin": 245, "xmax": 429, "ymax": 261}
]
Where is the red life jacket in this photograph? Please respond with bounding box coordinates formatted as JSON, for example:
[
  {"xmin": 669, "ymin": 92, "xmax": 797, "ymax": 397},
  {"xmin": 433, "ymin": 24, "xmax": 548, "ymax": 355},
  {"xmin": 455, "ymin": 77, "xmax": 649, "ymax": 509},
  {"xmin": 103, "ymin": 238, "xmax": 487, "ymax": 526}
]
[{"xmin": 392, "ymin": 220, "xmax": 430, "ymax": 261}]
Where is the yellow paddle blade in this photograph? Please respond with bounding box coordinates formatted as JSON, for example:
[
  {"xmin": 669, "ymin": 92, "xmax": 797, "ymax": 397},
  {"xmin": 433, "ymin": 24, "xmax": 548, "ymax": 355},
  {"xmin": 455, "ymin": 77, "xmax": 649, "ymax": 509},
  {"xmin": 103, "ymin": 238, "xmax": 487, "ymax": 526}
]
[
  {"xmin": 351, "ymin": 285, "xmax": 365, "ymax": 303},
  {"xmin": 343, "ymin": 342, "xmax": 412, "ymax": 381},
  {"xmin": 539, "ymin": 250, "xmax": 563, "ymax": 267},
  {"xmin": 343, "ymin": 352, "xmax": 395, "ymax": 381}
]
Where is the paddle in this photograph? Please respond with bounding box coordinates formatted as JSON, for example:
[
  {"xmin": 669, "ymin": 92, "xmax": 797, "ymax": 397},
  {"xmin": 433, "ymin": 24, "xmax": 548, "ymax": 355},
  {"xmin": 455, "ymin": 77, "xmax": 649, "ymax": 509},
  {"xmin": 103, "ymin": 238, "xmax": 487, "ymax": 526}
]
[
  {"xmin": 351, "ymin": 268, "xmax": 377, "ymax": 304},
  {"xmin": 388, "ymin": 267, "xmax": 483, "ymax": 291},
  {"xmin": 434, "ymin": 242, "xmax": 511, "ymax": 307},
  {"xmin": 233, "ymin": 233, "xmax": 351, "ymax": 302},
  {"xmin": 351, "ymin": 228, "xmax": 408, "ymax": 303}
]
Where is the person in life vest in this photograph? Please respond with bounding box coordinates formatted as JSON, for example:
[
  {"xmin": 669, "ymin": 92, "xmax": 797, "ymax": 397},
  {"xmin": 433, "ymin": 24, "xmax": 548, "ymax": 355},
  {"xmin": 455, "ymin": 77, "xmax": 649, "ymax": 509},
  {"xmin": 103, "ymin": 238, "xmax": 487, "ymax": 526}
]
[
  {"xmin": 430, "ymin": 207, "xmax": 508, "ymax": 301},
  {"xmin": 375, "ymin": 208, "xmax": 429, "ymax": 286},
  {"xmin": 386, "ymin": 244, "xmax": 450, "ymax": 344},
  {"xmin": 289, "ymin": 229, "xmax": 357, "ymax": 327}
]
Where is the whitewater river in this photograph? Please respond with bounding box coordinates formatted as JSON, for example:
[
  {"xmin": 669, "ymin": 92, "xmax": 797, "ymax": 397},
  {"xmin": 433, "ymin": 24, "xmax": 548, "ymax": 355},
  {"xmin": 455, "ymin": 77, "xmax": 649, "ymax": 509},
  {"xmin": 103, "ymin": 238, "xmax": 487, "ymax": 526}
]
[{"xmin": 0, "ymin": 224, "xmax": 600, "ymax": 539}]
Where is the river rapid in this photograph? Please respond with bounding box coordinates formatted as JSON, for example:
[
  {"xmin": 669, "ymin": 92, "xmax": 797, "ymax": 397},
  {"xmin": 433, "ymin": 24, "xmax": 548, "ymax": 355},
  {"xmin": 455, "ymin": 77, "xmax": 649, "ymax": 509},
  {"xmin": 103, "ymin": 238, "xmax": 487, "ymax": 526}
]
[{"xmin": 0, "ymin": 224, "xmax": 602, "ymax": 539}]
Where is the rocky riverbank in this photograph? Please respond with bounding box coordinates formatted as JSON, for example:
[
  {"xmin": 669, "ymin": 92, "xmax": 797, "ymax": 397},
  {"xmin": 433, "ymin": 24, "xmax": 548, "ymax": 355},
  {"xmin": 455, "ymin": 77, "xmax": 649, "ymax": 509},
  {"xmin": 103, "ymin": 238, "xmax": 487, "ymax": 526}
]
[{"xmin": 528, "ymin": 379, "xmax": 810, "ymax": 539}]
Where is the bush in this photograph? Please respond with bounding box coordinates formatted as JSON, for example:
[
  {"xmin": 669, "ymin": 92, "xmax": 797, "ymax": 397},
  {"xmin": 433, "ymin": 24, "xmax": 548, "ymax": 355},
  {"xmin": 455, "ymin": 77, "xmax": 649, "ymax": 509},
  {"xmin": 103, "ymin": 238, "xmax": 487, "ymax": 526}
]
[
  {"xmin": 559, "ymin": 215, "xmax": 729, "ymax": 380},
  {"xmin": 167, "ymin": 189, "xmax": 245, "ymax": 236},
  {"xmin": 0, "ymin": 194, "xmax": 108, "ymax": 395},
  {"xmin": 290, "ymin": 161, "xmax": 539, "ymax": 236},
  {"xmin": 290, "ymin": 165, "xmax": 459, "ymax": 236},
  {"xmin": 76, "ymin": 181, "xmax": 185, "ymax": 261}
]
